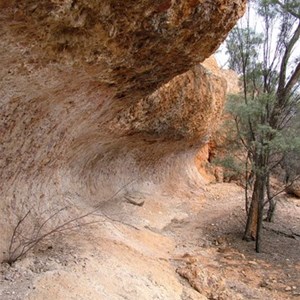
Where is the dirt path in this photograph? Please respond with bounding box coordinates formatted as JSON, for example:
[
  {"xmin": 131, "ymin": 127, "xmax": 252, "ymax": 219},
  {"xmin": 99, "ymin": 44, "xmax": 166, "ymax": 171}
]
[
  {"xmin": 163, "ymin": 183, "xmax": 300, "ymax": 300},
  {"xmin": 0, "ymin": 183, "xmax": 299, "ymax": 299}
]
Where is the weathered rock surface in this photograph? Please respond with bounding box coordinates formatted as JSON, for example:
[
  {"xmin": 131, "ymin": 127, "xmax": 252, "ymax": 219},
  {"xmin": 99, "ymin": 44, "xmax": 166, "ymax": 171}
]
[
  {"xmin": 116, "ymin": 56, "xmax": 227, "ymax": 141},
  {"xmin": 1, "ymin": 0, "xmax": 245, "ymax": 100},
  {"xmin": 222, "ymin": 69, "xmax": 241, "ymax": 95},
  {"xmin": 0, "ymin": 0, "xmax": 246, "ymax": 267},
  {"xmin": 286, "ymin": 180, "xmax": 300, "ymax": 198},
  {"xmin": 195, "ymin": 67, "xmax": 240, "ymax": 182}
]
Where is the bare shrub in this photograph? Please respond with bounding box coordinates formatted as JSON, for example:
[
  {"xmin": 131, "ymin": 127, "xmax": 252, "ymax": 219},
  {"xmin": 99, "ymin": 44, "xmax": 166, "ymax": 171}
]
[{"xmin": 4, "ymin": 183, "xmax": 135, "ymax": 265}]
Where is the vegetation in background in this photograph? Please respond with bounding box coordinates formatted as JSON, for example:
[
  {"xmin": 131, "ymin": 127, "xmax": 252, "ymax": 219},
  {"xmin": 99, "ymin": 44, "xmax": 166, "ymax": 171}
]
[{"xmin": 221, "ymin": 0, "xmax": 300, "ymax": 252}]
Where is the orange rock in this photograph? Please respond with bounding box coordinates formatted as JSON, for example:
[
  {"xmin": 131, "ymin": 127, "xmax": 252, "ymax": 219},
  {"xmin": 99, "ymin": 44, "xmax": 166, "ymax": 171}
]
[{"xmin": 0, "ymin": 0, "xmax": 246, "ymax": 262}]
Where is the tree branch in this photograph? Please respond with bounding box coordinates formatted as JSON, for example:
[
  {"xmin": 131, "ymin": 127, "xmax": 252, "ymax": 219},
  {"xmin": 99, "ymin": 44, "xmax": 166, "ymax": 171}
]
[
  {"xmin": 273, "ymin": 0, "xmax": 300, "ymax": 19},
  {"xmin": 263, "ymin": 175, "xmax": 300, "ymax": 206},
  {"xmin": 277, "ymin": 21, "xmax": 300, "ymax": 104},
  {"xmin": 284, "ymin": 61, "xmax": 300, "ymax": 96}
]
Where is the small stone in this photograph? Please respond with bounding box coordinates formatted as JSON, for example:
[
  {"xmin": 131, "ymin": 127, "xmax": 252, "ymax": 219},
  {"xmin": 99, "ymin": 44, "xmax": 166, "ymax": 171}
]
[
  {"xmin": 260, "ymin": 281, "xmax": 268, "ymax": 288},
  {"xmin": 285, "ymin": 286, "xmax": 292, "ymax": 291},
  {"xmin": 124, "ymin": 195, "xmax": 145, "ymax": 207}
]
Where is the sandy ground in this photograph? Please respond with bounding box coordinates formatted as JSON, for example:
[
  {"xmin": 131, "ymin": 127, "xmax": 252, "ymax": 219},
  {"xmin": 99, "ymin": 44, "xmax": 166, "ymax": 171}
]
[{"xmin": 0, "ymin": 183, "xmax": 299, "ymax": 300}]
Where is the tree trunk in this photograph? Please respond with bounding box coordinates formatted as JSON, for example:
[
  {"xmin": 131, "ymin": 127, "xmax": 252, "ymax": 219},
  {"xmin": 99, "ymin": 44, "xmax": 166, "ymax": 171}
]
[
  {"xmin": 255, "ymin": 174, "xmax": 266, "ymax": 252},
  {"xmin": 243, "ymin": 178, "xmax": 259, "ymax": 241},
  {"xmin": 243, "ymin": 172, "xmax": 266, "ymax": 242},
  {"xmin": 265, "ymin": 198, "xmax": 276, "ymax": 222},
  {"xmin": 265, "ymin": 172, "xmax": 276, "ymax": 222}
]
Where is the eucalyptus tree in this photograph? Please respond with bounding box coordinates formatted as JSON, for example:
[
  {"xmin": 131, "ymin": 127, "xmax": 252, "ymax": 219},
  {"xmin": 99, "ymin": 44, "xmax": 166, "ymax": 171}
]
[{"xmin": 225, "ymin": 0, "xmax": 300, "ymax": 252}]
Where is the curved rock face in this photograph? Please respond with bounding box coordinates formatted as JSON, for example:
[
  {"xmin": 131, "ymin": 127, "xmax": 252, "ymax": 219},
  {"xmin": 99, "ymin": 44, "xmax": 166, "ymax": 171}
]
[
  {"xmin": 286, "ymin": 180, "xmax": 300, "ymax": 198},
  {"xmin": 1, "ymin": 0, "xmax": 244, "ymax": 100},
  {"xmin": 0, "ymin": 0, "xmax": 245, "ymax": 261}
]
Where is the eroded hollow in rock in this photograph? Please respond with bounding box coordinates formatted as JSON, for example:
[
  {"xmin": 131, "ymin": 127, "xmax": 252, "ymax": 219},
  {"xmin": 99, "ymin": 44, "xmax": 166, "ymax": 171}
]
[{"xmin": 0, "ymin": 0, "xmax": 246, "ymax": 262}]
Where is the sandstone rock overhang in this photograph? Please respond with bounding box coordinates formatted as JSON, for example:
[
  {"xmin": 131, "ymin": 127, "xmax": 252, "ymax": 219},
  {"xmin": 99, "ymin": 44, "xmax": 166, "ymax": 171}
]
[
  {"xmin": 0, "ymin": 0, "xmax": 246, "ymax": 262},
  {"xmin": 2, "ymin": 0, "xmax": 246, "ymax": 100}
]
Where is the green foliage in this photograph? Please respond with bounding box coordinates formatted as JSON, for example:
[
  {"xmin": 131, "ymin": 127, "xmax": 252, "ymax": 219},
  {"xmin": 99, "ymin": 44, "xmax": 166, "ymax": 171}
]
[
  {"xmin": 226, "ymin": 27, "xmax": 263, "ymax": 76},
  {"xmin": 225, "ymin": 92, "xmax": 300, "ymax": 173},
  {"xmin": 212, "ymin": 155, "xmax": 244, "ymax": 182},
  {"xmin": 224, "ymin": 0, "xmax": 300, "ymax": 173},
  {"xmin": 222, "ymin": 0, "xmax": 300, "ymax": 252}
]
